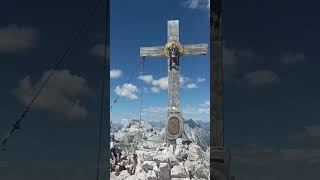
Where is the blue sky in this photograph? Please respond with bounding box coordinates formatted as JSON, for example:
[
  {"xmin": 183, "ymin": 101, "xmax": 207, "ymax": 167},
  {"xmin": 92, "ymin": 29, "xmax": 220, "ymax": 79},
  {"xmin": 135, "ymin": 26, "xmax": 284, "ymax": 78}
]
[{"xmin": 110, "ymin": 0, "xmax": 210, "ymax": 123}]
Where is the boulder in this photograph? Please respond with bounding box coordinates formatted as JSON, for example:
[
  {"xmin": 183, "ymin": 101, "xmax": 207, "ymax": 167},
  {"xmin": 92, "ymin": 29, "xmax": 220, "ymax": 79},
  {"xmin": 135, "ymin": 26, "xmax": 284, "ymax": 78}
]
[
  {"xmin": 174, "ymin": 145, "xmax": 188, "ymax": 162},
  {"xmin": 142, "ymin": 161, "xmax": 157, "ymax": 171},
  {"xmin": 136, "ymin": 170, "xmax": 148, "ymax": 180},
  {"xmin": 158, "ymin": 162, "xmax": 170, "ymax": 180},
  {"xmin": 154, "ymin": 154, "xmax": 169, "ymax": 163},
  {"xmin": 171, "ymin": 165, "xmax": 188, "ymax": 178},
  {"xmin": 194, "ymin": 162, "xmax": 209, "ymax": 179},
  {"xmin": 147, "ymin": 170, "xmax": 158, "ymax": 180},
  {"xmin": 188, "ymin": 143, "xmax": 204, "ymax": 161},
  {"xmin": 113, "ymin": 171, "xmax": 131, "ymax": 180}
]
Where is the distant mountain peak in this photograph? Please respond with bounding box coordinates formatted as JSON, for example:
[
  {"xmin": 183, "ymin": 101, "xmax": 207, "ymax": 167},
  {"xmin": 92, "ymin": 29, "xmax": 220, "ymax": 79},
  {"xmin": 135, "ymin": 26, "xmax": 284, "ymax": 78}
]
[{"xmin": 184, "ymin": 119, "xmax": 200, "ymax": 128}]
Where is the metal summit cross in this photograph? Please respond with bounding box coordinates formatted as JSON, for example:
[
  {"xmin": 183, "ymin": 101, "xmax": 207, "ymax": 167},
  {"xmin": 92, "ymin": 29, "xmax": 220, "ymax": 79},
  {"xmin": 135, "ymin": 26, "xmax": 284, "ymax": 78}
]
[{"xmin": 140, "ymin": 20, "xmax": 208, "ymax": 144}]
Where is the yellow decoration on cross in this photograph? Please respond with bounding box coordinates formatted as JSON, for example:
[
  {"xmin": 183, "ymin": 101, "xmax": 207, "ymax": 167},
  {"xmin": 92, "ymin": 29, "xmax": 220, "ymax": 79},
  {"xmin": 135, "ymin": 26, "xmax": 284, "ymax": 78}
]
[{"xmin": 164, "ymin": 40, "xmax": 184, "ymax": 57}]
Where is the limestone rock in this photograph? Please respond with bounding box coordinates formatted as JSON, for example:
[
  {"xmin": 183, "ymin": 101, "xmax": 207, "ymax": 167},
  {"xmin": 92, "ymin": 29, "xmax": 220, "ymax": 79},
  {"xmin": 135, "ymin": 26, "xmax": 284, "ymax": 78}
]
[
  {"xmin": 194, "ymin": 162, "xmax": 209, "ymax": 179},
  {"xmin": 110, "ymin": 119, "xmax": 210, "ymax": 180},
  {"xmin": 113, "ymin": 171, "xmax": 131, "ymax": 180},
  {"xmin": 154, "ymin": 154, "xmax": 169, "ymax": 163},
  {"xmin": 159, "ymin": 162, "xmax": 170, "ymax": 180},
  {"xmin": 142, "ymin": 161, "xmax": 157, "ymax": 171},
  {"xmin": 174, "ymin": 145, "xmax": 188, "ymax": 161},
  {"xmin": 146, "ymin": 170, "xmax": 158, "ymax": 180},
  {"xmin": 171, "ymin": 165, "xmax": 188, "ymax": 178},
  {"xmin": 188, "ymin": 143, "xmax": 204, "ymax": 161},
  {"xmin": 136, "ymin": 170, "xmax": 148, "ymax": 180}
]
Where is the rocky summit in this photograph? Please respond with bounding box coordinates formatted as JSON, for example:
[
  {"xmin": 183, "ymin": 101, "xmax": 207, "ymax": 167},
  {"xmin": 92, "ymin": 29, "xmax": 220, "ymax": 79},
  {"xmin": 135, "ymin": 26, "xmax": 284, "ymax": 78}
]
[{"xmin": 110, "ymin": 119, "xmax": 210, "ymax": 180}]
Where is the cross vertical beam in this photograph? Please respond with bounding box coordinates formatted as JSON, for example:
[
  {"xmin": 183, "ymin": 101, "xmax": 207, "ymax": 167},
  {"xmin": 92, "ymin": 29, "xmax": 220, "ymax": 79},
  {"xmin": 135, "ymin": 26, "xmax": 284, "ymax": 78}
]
[{"xmin": 167, "ymin": 20, "xmax": 181, "ymax": 114}]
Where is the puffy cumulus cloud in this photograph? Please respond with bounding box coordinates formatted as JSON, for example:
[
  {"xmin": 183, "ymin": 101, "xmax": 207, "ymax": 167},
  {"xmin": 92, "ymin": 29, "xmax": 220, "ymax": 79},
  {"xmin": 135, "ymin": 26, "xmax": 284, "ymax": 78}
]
[
  {"xmin": 186, "ymin": 83, "xmax": 198, "ymax": 89},
  {"xmin": 242, "ymin": 70, "xmax": 278, "ymax": 86},
  {"xmin": 152, "ymin": 76, "xmax": 169, "ymax": 90},
  {"xmin": 197, "ymin": 77, "xmax": 206, "ymax": 82},
  {"xmin": 138, "ymin": 75, "xmax": 153, "ymax": 84},
  {"xmin": 114, "ymin": 83, "xmax": 138, "ymax": 100},
  {"xmin": 0, "ymin": 24, "xmax": 37, "ymax": 53},
  {"xmin": 14, "ymin": 70, "xmax": 93, "ymax": 122},
  {"xmin": 280, "ymin": 52, "xmax": 305, "ymax": 64},
  {"xmin": 182, "ymin": 101, "xmax": 210, "ymax": 121},
  {"xmin": 151, "ymin": 86, "xmax": 160, "ymax": 93},
  {"xmin": 110, "ymin": 69, "xmax": 122, "ymax": 79},
  {"xmin": 138, "ymin": 75, "xmax": 190, "ymax": 91}
]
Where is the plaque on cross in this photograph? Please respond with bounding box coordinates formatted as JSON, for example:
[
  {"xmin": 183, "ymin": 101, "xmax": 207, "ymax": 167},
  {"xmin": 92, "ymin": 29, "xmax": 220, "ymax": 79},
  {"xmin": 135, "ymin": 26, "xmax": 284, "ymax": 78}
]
[{"xmin": 140, "ymin": 20, "xmax": 208, "ymax": 143}]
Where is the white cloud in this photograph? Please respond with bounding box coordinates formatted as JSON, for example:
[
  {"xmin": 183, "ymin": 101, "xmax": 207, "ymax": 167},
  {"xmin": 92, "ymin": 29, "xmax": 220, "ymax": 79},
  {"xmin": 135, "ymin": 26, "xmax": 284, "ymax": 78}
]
[
  {"xmin": 152, "ymin": 76, "xmax": 169, "ymax": 90},
  {"xmin": 110, "ymin": 69, "xmax": 122, "ymax": 79},
  {"xmin": 182, "ymin": 101, "xmax": 210, "ymax": 121},
  {"xmin": 182, "ymin": 0, "xmax": 210, "ymax": 10},
  {"xmin": 151, "ymin": 86, "xmax": 160, "ymax": 93},
  {"xmin": 180, "ymin": 77, "xmax": 189, "ymax": 85},
  {"xmin": 138, "ymin": 75, "xmax": 189, "ymax": 91},
  {"xmin": 281, "ymin": 52, "xmax": 305, "ymax": 64},
  {"xmin": 143, "ymin": 106, "xmax": 167, "ymax": 114},
  {"xmin": 14, "ymin": 70, "xmax": 92, "ymax": 121},
  {"xmin": 0, "ymin": 24, "xmax": 37, "ymax": 53},
  {"xmin": 140, "ymin": 106, "xmax": 167, "ymax": 121},
  {"xmin": 200, "ymin": 100, "xmax": 210, "ymax": 107},
  {"xmin": 114, "ymin": 83, "xmax": 138, "ymax": 100},
  {"xmin": 138, "ymin": 75, "xmax": 153, "ymax": 84},
  {"xmin": 138, "ymin": 100, "xmax": 210, "ymax": 122},
  {"xmin": 183, "ymin": 106, "xmax": 209, "ymax": 115},
  {"xmin": 186, "ymin": 83, "xmax": 198, "ymax": 89},
  {"xmin": 243, "ymin": 70, "xmax": 278, "ymax": 86},
  {"xmin": 197, "ymin": 78, "xmax": 206, "ymax": 82}
]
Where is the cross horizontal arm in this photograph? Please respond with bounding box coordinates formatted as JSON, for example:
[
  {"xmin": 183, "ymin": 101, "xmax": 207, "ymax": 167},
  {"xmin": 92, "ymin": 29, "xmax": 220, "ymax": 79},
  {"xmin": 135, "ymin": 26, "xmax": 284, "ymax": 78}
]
[
  {"xmin": 182, "ymin": 44, "xmax": 208, "ymax": 56},
  {"xmin": 140, "ymin": 46, "xmax": 165, "ymax": 57}
]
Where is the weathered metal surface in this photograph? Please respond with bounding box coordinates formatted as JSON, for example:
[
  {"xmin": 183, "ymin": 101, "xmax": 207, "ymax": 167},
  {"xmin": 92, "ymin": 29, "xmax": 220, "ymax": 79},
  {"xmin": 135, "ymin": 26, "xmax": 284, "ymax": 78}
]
[
  {"xmin": 167, "ymin": 20, "xmax": 179, "ymax": 42},
  {"xmin": 140, "ymin": 46, "xmax": 165, "ymax": 57},
  {"xmin": 182, "ymin": 44, "xmax": 208, "ymax": 56},
  {"xmin": 166, "ymin": 113, "xmax": 184, "ymax": 140}
]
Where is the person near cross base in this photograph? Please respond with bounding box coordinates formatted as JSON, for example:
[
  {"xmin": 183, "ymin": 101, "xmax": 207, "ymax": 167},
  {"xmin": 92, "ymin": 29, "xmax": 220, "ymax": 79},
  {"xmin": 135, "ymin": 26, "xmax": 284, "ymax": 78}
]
[
  {"xmin": 115, "ymin": 155, "xmax": 128, "ymax": 175},
  {"xmin": 114, "ymin": 153, "xmax": 138, "ymax": 176},
  {"xmin": 127, "ymin": 153, "xmax": 138, "ymax": 175},
  {"xmin": 110, "ymin": 134, "xmax": 121, "ymax": 165}
]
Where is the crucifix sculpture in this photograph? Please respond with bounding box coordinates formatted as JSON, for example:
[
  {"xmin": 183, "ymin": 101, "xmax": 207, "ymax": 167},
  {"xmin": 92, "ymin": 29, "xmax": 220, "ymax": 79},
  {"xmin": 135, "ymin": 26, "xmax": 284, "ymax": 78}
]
[{"xmin": 140, "ymin": 20, "xmax": 208, "ymax": 144}]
